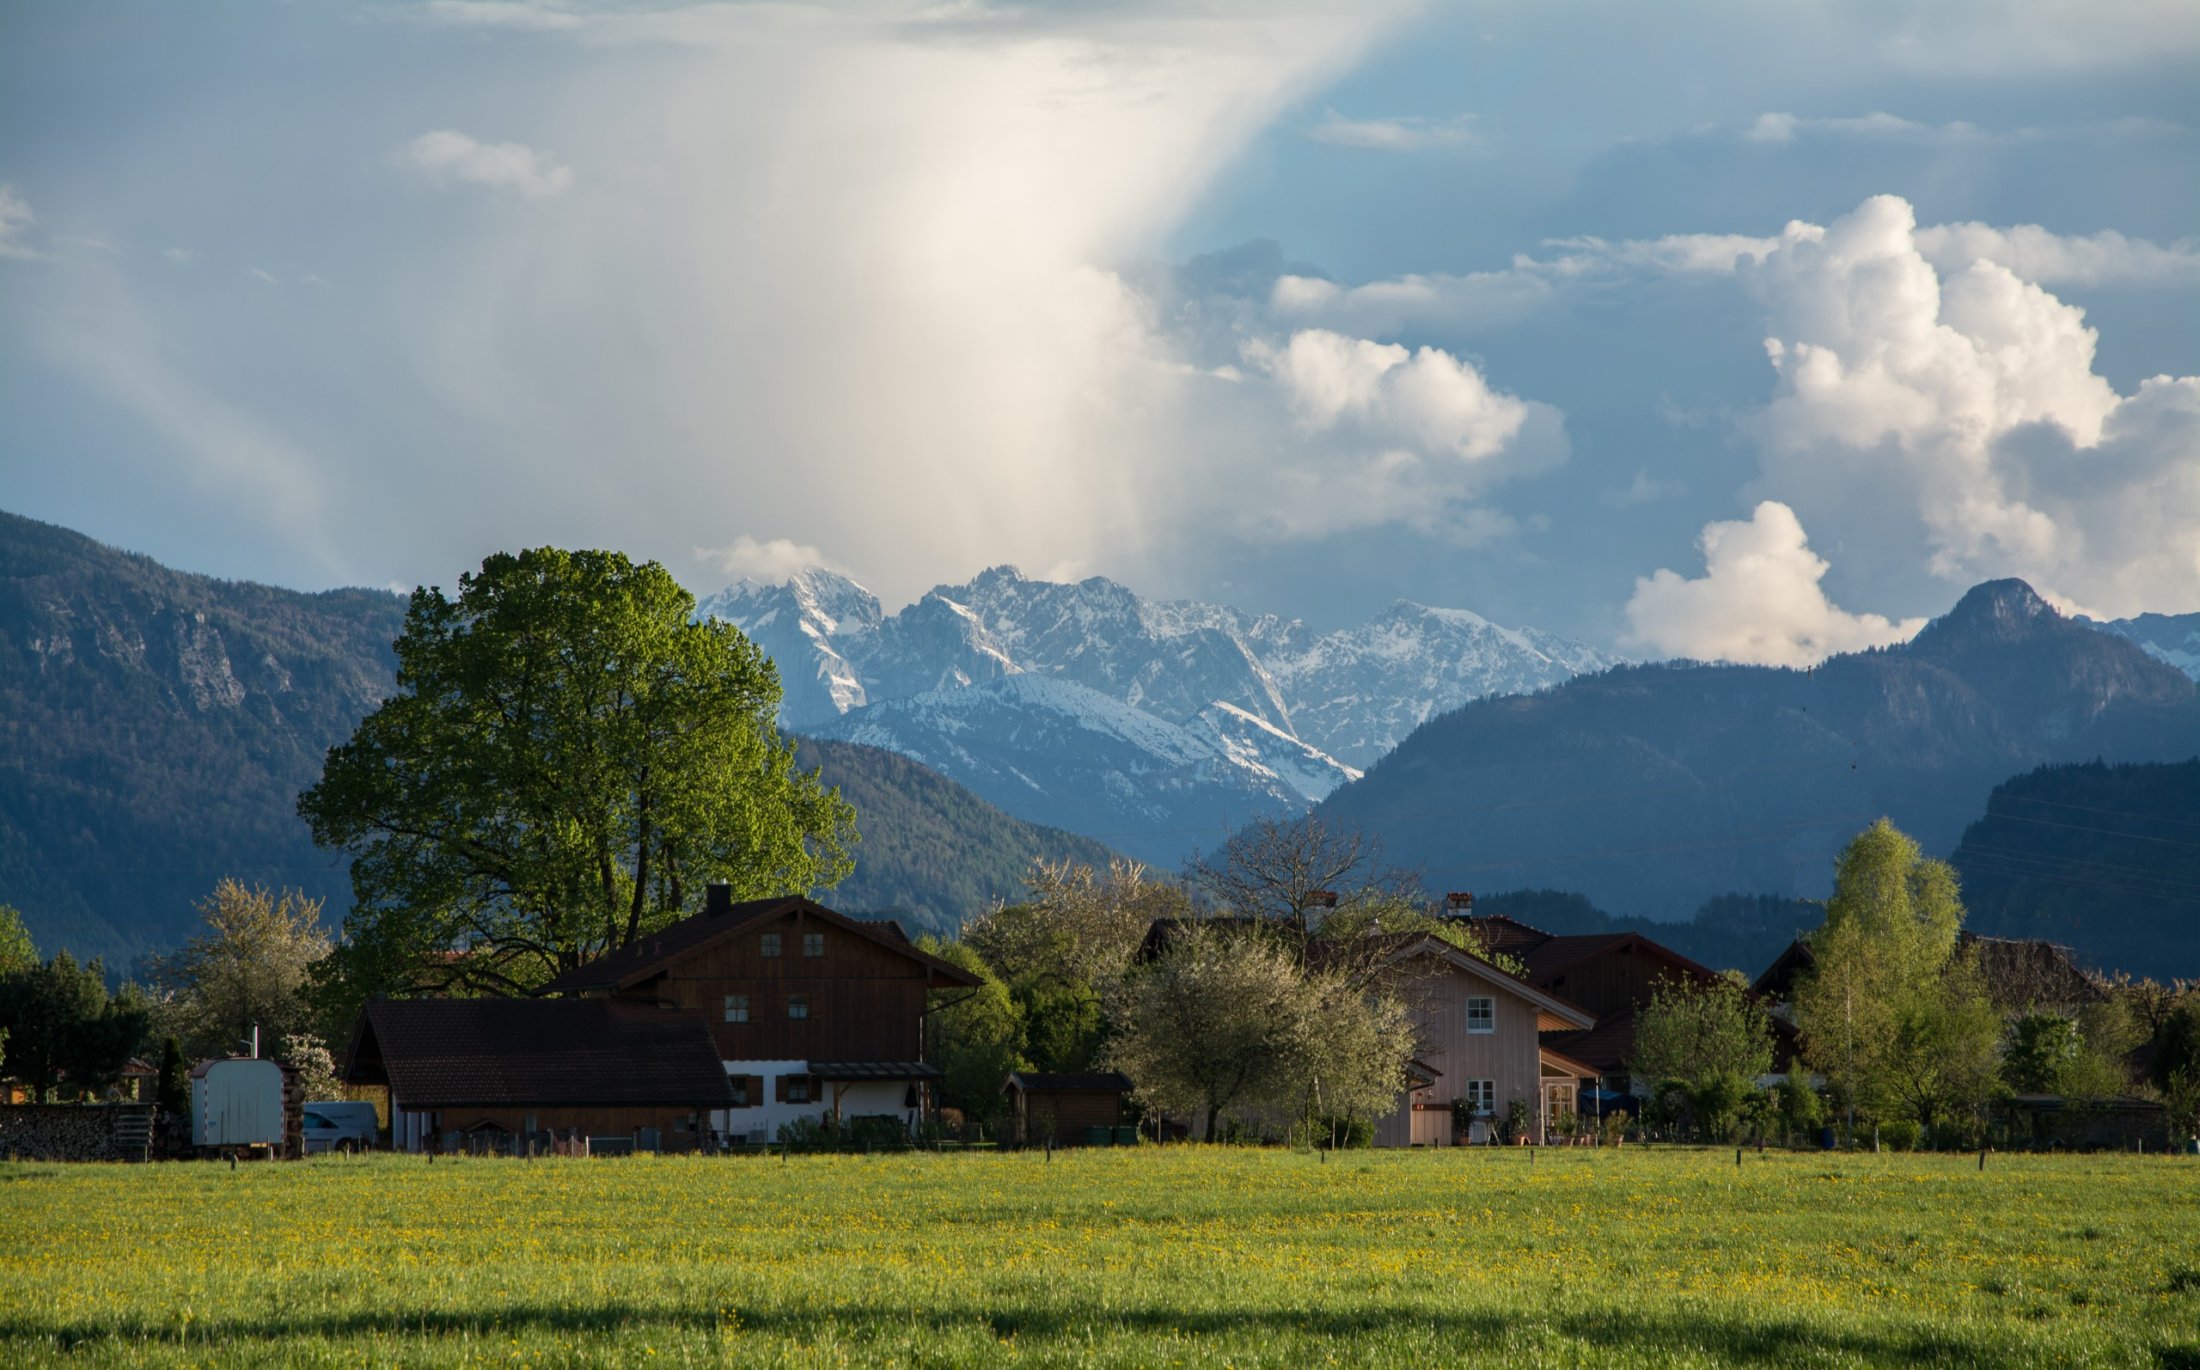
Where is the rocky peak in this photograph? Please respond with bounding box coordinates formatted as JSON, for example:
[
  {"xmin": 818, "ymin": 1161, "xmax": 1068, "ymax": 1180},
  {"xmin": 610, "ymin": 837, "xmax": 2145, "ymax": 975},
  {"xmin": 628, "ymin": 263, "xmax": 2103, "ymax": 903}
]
[{"xmin": 1914, "ymin": 578, "xmax": 2058, "ymax": 649}]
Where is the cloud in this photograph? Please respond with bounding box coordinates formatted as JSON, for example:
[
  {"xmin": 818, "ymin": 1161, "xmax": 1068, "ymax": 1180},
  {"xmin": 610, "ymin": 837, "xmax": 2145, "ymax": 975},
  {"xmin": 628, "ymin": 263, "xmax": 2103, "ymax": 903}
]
[
  {"xmin": 415, "ymin": 1, "xmax": 582, "ymax": 31},
  {"xmin": 1623, "ymin": 501, "xmax": 1926, "ymax": 666},
  {"xmin": 1221, "ymin": 328, "xmax": 1565, "ymax": 539},
  {"xmin": 161, "ymin": 246, "xmax": 197, "ymax": 264},
  {"xmin": 0, "ymin": 184, "xmax": 43, "ymax": 260},
  {"xmin": 1305, "ymin": 111, "xmax": 1475, "ymax": 150},
  {"xmin": 1744, "ymin": 111, "xmax": 1981, "ymax": 143},
  {"xmin": 394, "ymin": 130, "xmax": 573, "ymax": 199},
  {"xmin": 695, "ymin": 535, "xmax": 844, "ymax": 583},
  {"xmin": 1913, "ymin": 221, "xmax": 2200, "ymax": 287},
  {"xmin": 1741, "ymin": 193, "xmax": 2200, "ymax": 616}
]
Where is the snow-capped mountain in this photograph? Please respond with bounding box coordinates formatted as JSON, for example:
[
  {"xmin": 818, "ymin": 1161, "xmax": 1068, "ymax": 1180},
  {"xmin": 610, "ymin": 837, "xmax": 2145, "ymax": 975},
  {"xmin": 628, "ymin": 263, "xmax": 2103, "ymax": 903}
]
[
  {"xmin": 1268, "ymin": 601, "xmax": 1619, "ymax": 766},
  {"xmin": 815, "ymin": 676, "xmax": 1359, "ymax": 867},
  {"xmin": 2086, "ymin": 611, "xmax": 2200, "ymax": 680},
  {"xmin": 699, "ymin": 562, "xmax": 1617, "ymax": 860}
]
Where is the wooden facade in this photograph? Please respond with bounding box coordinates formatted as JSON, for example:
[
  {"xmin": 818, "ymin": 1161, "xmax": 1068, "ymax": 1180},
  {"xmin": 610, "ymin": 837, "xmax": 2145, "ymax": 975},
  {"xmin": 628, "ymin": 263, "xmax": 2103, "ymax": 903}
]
[
  {"xmin": 1003, "ymin": 1072, "xmax": 1132, "ymax": 1145},
  {"xmin": 612, "ymin": 905, "xmax": 936, "ymax": 1062},
  {"xmin": 444, "ymin": 1105, "xmax": 706, "ymax": 1145},
  {"xmin": 1374, "ymin": 941, "xmax": 1596, "ymax": 1147}
]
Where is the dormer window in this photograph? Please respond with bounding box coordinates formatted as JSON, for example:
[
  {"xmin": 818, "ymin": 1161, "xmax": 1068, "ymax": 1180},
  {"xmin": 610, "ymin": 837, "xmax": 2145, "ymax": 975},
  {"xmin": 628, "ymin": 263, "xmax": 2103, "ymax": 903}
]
[
  {"xmin": 760, "ymin": 933, "xmax": 782, "ymax": 957},
  {"xmin": 1466, "ymin": 996, "xmax": 1496, "ymax": 1034}
]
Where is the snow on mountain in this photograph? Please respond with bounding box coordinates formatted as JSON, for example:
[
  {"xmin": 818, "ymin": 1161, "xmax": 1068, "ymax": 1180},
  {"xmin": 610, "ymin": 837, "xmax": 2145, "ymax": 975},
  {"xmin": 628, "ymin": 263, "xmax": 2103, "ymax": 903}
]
[
  {"xmin": 1185, "ymin": 701, "xmax": 1362, "ymax": 803},
  {"xmin": 695, "ymin": 569, "xmax": 882, "ymax": 728},
  {"xmin": 2085, "ymin": 611, "xmax": 2200, "ymax": 680},
  {"xmin": 813, "ymin": 676, "xmax": 1327, "ymax": 866},
  {"xmin": 698, "ymin": 564, "xmax": 1614, "ymax": 764},
  {"xmin": 698, "ymin": 563, "xmax": 1616, "ymax": 856},
  {"xmin": 1271, "ymin": 601, "xmax": 1622, "ymax": 766}
]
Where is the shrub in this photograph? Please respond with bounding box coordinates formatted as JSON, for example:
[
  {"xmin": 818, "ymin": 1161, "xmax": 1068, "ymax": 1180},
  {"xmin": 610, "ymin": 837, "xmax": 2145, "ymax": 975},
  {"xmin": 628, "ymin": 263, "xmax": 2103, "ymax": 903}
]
[
  {"xmin": 1292, "ymin": 1115, "xmax": 1373, "ymax": 1150},
  {"xmin": 1600, "ymin": 1110, "xmax": 1630, "ymax": 1147},
  {"xmin": 1879, "ymin": 1119, "xmax": 1921, "ymax": 1152}
]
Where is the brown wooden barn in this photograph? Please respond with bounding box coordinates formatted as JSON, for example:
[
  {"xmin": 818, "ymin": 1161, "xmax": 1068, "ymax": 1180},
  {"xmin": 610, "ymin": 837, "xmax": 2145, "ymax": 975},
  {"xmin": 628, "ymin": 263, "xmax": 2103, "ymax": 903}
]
[
  {"xmin": 1003, "ymin": 1070, "xmax": 1134, "ymax": 1145},
  {"xmin": 534, "ymin": 888, "xmax": 980, "ymax": 1143},
  {"xmin": 344, "ymin": 997, "xmax": 734, "ymax": 1152}
]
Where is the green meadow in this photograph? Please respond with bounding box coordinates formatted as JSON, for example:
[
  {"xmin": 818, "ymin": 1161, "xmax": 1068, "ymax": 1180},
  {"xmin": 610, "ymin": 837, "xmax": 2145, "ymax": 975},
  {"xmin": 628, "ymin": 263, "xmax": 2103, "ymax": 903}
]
[{"xmin": 2, "ymin": 1147, "xmax": 2194, "ymax": 1366}]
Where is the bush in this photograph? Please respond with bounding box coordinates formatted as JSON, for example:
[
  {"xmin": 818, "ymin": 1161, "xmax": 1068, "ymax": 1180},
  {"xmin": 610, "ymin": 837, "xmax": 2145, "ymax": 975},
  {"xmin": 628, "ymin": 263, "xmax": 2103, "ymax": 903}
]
[
  {"xmin": 1600, "ymin": 1110, "xmax": 1630, "ymax": 1147},
  {"xmin": 1503, "ymin": 1098, "xmax": 1533, "ymax": 1144},
  {"xmin": 1292, "ymin": 1115, "xmax": 1373, "ymax": 1150},
  {"xmin": 1879, "ymin": 1119, "xmax": 1920, "ymax": 1152}
]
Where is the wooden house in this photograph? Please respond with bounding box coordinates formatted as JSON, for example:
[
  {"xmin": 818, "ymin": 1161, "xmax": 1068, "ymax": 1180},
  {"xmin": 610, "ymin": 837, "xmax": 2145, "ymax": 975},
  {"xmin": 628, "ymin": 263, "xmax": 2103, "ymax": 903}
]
[
  {"xmin": 1002, "ymin": 1071, "xmax": 1134, "ymax": 1146},
  {"xmin": 534, "ymin": 887, "xmax": 980, "ymax": 1143},
  {"xmin": 343, "ymin": 997, "xmax": 734, "ymax": 1151},
  {"xmin": 1372, "ymin": 936, "xmax": 1597, "ymax": 1146},
  {"xmin": 1464, "ymin": 914, "xmax": 1793, "ymax": 1086}
]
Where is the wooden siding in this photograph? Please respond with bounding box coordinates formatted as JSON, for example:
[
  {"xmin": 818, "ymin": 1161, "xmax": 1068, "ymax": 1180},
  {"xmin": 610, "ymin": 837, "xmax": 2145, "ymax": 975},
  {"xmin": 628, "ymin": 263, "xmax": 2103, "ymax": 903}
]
[
  {"xmin": 432, "ymin": 1105, "xmax": 702, "ymax": 1142},
  {"xmin": 1540, "ymin": 941, "xmax": 1712, "ymax": 1019},
  {"xmin": 619, "ymin": 908, "xmax": 933, "ymax": 1061},
  {"xmin": 1011, "ymin": 1088, "xmax": 1123, "ymax": 1145},
  {"xmin": 1376, "ymin": 962, "xmax": 1551, "ymax": 1147}
]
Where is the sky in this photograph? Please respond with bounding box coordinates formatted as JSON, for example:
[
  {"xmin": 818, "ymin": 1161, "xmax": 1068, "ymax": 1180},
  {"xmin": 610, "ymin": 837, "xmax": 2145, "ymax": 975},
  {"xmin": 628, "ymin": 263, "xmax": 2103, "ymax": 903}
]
[{"xmin": 2, "ymin": 0, "xmax": 2197, "ymax": 661}]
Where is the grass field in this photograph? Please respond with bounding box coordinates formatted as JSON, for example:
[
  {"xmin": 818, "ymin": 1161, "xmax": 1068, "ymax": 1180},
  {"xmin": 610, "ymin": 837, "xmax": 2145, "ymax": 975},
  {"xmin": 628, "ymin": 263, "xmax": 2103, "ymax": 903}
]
[{"xmin": 2, "ymin": 1146, "xmax": 2196, "ymax": 1366}]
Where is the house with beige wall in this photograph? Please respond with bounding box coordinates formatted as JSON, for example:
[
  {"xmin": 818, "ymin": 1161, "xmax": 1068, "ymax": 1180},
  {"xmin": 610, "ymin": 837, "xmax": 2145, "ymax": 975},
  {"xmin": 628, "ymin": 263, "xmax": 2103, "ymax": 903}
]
[{"xmin": 1372, "ymin": 937, "xmax": 1597, "ymax": 1147}]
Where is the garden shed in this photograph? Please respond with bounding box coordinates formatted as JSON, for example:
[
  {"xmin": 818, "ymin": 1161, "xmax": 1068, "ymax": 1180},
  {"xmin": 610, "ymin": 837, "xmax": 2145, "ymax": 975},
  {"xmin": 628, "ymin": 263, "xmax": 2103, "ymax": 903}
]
[{"xmin": 1003, "ymin": 1071, "xmax": 1134, "ymax": 1146}]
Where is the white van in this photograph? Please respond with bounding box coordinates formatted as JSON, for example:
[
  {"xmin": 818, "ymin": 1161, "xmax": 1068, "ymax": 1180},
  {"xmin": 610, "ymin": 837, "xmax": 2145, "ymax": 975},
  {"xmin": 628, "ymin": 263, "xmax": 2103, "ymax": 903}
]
[{"xmin": 301, "ymin": 1101, "xmax": 380, "ymax": 1154}]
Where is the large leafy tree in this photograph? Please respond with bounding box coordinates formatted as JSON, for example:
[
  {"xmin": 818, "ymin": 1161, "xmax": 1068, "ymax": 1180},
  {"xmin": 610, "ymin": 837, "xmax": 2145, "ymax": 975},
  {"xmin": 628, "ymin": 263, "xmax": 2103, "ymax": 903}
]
[
  {"xmin": 148, "ymin": 880, "xmax": 331, "ymax": 1059},
  {"xmin": 1794, "ymin": 819, "xmax": 1999, "ymax": 1138},
  {"xmin": 300, "ymin": 547, "xmax": 856, "ymax": 997},
  {"xmin": 0, "ymin": 951, "xmax": 148, "ymax": 1100},
  {"xmin": 1629, "ymin": 978, "xmax": 1776, "ymax": 1139}
]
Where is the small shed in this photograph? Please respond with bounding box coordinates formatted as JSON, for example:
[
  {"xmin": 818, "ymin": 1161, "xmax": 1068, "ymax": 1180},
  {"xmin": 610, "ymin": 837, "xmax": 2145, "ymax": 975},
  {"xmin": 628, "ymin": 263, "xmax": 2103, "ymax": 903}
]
[{"xmin": 1003, "ymin": 1070, "xmax": 1133, "ymax": 1146}]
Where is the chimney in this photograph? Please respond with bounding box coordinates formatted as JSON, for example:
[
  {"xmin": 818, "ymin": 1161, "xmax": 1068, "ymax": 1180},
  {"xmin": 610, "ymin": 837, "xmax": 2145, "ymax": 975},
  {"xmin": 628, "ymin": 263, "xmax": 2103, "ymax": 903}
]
[
  {"xmin": 706, "ymin": 882, "xmax": 733, "ymax": 916},
  {"xmin": 1445, "ymin": 891, "xmax": 1475, "ymax": 918}
]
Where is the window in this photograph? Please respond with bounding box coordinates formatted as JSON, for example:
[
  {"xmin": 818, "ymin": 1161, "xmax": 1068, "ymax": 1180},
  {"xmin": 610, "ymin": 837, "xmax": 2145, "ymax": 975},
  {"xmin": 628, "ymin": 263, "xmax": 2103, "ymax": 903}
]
[
  {"xmin": 803, "ymin": 932, "xmax": 824, "ymax": 958},
  {"xmin": 786, "ymin": 1076, "xmax": 811, "ymax": 1104},
  {"xmin": 760, "ymin": 932, "xmax": 782, "ymax": 957},
  {"xmin": 787, "ymin": 994, "xmax": 809, "ymax": 1020},
  {"xmin": 723, "ymin": 994, "xmax": 748, "ymax": 1024},
  {"xmin": 1466, "ymin": 996, "xmax": 1496, "ymax": 1034},
  {"xmin": 729, "ymin": 1077, "xmax": 750, "ymax": 1107},
  {"xmin": 1466, "ymin": 1079, "xmax": 1496, "ymax": 1114}
]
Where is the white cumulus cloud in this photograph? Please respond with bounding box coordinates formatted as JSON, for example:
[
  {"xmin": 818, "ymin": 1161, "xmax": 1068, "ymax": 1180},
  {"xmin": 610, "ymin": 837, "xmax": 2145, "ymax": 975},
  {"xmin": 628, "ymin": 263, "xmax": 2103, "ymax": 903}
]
[
  {"xmin": 695, "ymin": 535, "xmax": 844, "ymax": 583},
  {"xmin": 395, "ymin": 130, "xmax": 573, "ymax": 199},
  {"xmin": 1742, "ymin": 193, "xmax": 2200, "ymax": 616},
  {"xmin": 1220, "ymin": 328, "xmax": 1564, "ymax": 539},
  {"xmin": 1624, "ymin": 501, "xmax": 1926, "ymax": 666},
  {"xmin": 1913, "ymin": 221, "xmax": 2200, "ymax": 287}
]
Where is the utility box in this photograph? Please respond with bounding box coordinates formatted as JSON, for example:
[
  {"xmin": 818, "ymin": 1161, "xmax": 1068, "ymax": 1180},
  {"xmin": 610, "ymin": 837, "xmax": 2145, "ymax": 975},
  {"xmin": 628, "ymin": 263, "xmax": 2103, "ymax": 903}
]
[{"xmin": 192, "ymin": 1058, "xmax": 287, "ymax": 1149}]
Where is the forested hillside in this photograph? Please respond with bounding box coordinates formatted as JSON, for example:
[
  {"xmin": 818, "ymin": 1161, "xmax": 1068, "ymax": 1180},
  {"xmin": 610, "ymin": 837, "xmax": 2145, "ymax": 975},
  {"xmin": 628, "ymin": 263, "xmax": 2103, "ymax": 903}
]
[
  {"xmin": 0, "ymin": 512, "xmax": 404, "ymax": 971},
  {"xmin": 1951, "ymin": 759, "xmax": 2200, "ymax": 981},
  {"xmin": 0, "ymin": 513, "xmax": 1129, "ymax": 970},
  {"xmin": 794, "ymin": 737, "xmax": 1123, "ymax": 937},
  {"xmin": 1320, "ymin": 580, "xmax": 2200, "ymax": 921}
]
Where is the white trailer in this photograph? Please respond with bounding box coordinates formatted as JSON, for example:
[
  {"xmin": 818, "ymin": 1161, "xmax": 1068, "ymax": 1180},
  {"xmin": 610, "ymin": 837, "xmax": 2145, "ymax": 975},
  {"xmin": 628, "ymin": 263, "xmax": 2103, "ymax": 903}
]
[{"xmin": 192, "ymin": 1058, "xmax": 289, "ymax": 1153}]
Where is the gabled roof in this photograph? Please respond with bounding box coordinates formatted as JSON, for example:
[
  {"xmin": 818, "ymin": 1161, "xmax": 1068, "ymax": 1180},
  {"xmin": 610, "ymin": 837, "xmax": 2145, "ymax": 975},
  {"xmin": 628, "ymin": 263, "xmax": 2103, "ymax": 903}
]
[
  {"xmin": 1380, "ymin": 935, "xmax": 1596, "ymax": 1031},
  {"xmin": 534, "ymin": 895, "xmax": 980, "ymax": 996},
  {"xmin": 1003, "ymin": 1071, "xmax": 1135, "ymax": 1094},
  {"xmin": 344, "ymin": 998, "xmax": 735, "ymax": 1109}
]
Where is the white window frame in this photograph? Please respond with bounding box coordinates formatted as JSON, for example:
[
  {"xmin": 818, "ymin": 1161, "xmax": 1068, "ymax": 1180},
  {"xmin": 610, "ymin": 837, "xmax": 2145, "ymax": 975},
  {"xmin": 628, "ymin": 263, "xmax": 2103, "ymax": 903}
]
[
  {"xmin": 1467, "ymin": 1079, "xmax": 1496, "ymax": 1115},
  {"xmin": 1466, "ymin": 996, "xmax": 1496, "ymax": 1034},
  {"xmin": 723, "ymin": 993, "xmax": 748, "ymax": 1024}
]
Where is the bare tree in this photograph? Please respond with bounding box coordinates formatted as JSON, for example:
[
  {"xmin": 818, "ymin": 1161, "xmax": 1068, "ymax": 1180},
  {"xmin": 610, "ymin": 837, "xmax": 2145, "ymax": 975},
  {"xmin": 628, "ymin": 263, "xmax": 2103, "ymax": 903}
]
[
  {"xmin": 1187, "ymin": 815, "xmax": 1419, "ymax": 945},
  {"xmin": 965, "ymin": 858, "xmax": 1191, "ymax": 990}
]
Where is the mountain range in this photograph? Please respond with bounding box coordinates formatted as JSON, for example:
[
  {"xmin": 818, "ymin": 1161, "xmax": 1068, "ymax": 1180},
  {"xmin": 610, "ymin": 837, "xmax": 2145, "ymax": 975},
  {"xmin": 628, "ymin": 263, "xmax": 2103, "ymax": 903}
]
[
  {"xmin": 700, "ymin": 564, "xmax": 1616, "ymax": 863},
  {"xmin": 0, "ymin": 513, "xmax": 1123, "ymax": 968},
  {"xmin": 1318, "ymin": 579, "xmax": 2200, "ymax": 933}
]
